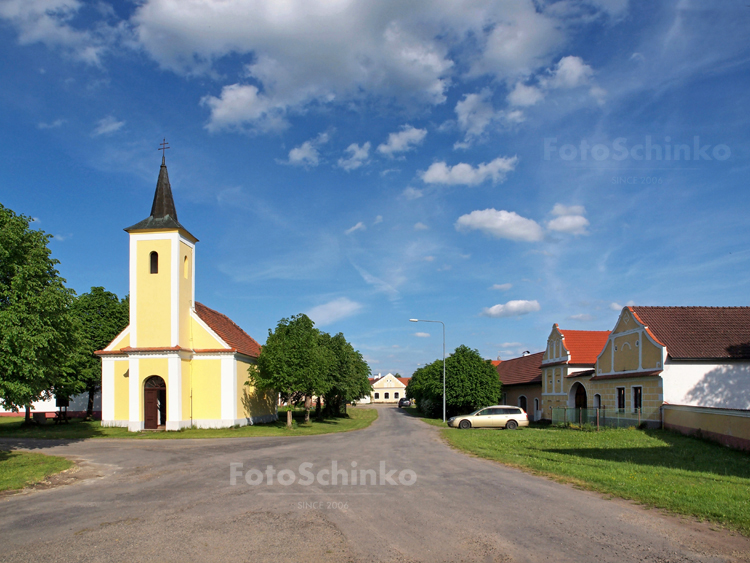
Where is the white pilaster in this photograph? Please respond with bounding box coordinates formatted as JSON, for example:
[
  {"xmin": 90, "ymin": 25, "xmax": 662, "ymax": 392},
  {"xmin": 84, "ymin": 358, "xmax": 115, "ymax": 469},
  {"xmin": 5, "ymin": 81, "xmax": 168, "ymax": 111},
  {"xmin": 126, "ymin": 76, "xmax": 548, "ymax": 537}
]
[
  {"xmin": 101, "ymin": 358, "xmax": 116, "ymax": 422},
  {"xmin": 128, "ymin": 359, "xmax": 143, "ymax": 432},
  {"xmin": 171, "ymin": 234, "xmax": 179, "ymax": 347},
  {"xmin": 166, "ymin": 355, "xmax": 182, "ymax": 430},
  {"xmin": 220, "ymin": 355, "xmax": 237, "ymax": 422}
]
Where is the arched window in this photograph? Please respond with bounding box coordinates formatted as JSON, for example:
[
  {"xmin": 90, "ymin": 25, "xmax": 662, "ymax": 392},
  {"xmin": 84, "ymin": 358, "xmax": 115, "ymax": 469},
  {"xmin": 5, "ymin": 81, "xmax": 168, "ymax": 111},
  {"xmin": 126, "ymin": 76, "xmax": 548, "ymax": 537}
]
[
  {"xmin": 394, "ymin": 392, "xmax": 399, "ymax": 399},
  {"xmin": 519, "ymin": 396, "xmax": 527, "ymax": 412},
  {"xmin": 594, "ymin": 393, "xmax": 601, "ymax": 409},
  {"xmin": 534, "ymin": 398, "xmax": 539, "ymax": 412},
  {"xmin": 150, "ymin": 251, "xmax": 158, "ymax": 274},
  {"xmin": 374, "ymin": 393, "xmax": 379, "ymax": 399},
  {"xmin": 384, "ymin": 392, "xmax": 389, "ymax": 399},
  {"xmin": 183, "ymin": 256, "xmax": 189, "ymax": 279}
]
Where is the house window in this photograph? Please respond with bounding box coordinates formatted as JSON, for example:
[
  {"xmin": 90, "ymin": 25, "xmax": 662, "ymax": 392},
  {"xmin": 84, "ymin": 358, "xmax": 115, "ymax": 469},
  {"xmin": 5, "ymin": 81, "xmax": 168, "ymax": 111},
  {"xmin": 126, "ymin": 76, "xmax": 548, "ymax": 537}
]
[
  {"xmin": 632, "ymin": 386, "xmax": 642, "ymax": 413},
  {"xmin": 150, "ymin": 251, "xmax": 158, "ymax": 274},
  {"xmin": 183, "ymin": 256, "xmax": 189, "ymax": 279},
  {"xmin": 593, "ymin": 393, "xmax": 601, "ymax": 409},
  {"xmin": 519, "ymin": 396, "xmax": 527, "ymax": 412},
  {"xmin": 394, "ymin": 392, "xmax": 399, "ymax": 399},
  {"xmin": 534, "ymin": 398, "xmax": 539, "ymax": 412},
  {"xmin": 616, "ymin": 387, "xmax": 625, "ymax": 412},
  {"xmin": 384, "ymin": 393, "xmax": 389, "ymax": 399},
  {"xmin": 374, "ymin": 393, "xmax": 379, "ymax": 399}
]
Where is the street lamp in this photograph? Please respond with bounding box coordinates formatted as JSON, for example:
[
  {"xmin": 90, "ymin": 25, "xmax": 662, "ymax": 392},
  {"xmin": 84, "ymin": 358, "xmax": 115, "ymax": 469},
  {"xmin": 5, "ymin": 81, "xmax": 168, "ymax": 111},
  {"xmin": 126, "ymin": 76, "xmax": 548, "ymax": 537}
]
[{"xmin": 409, "ymin": 318, "xmax": 446, "ymax": 422}]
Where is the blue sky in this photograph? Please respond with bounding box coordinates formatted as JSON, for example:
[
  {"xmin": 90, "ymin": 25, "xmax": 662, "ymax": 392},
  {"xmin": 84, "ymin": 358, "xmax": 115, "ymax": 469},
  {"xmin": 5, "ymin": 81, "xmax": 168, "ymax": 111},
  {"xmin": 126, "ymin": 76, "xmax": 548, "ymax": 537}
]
[{"xmin": 1, "ymin": 0, "xmax": 749, "ymax": 376}]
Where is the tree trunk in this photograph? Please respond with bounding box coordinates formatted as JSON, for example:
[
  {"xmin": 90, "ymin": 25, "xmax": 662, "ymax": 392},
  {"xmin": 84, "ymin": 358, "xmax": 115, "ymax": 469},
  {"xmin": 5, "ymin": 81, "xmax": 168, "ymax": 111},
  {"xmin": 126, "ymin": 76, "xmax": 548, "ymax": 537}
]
[
  {"xmin": 315, "ymin": 397, "xmax": 322, "ymax": 420},
  {"xmin": 304, "ymin": 395, "xmax": 311, "ymax": 424},
  {"xmin": 25, "ymin": 404, "xmax": 31, "ymax": 423},
  {"xmin": 86, "ymin": 386, "xmax": 96, "ymax": 420},
  {"xmin": 286, "ymin": 407, "xmax": 293, "ymax": 429}
]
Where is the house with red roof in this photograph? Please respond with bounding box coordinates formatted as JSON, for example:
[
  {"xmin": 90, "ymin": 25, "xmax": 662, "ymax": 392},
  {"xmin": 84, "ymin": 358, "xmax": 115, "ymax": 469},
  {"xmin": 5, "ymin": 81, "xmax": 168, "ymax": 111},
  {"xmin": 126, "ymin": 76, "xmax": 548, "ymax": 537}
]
[
  {"xmin": 585, "ymin": 306, "xmax": 750, "ymax": 430},
  {"xmin": 540, "ymin": 325, "xmax": 611, "ymax": 419},
  {"xmin": 495, "ymin": 352, "xmax": 543, "ymax": 420},
  {"xmin": 96, "ymin": 156, "xmax": 276, "ymax": 431}
]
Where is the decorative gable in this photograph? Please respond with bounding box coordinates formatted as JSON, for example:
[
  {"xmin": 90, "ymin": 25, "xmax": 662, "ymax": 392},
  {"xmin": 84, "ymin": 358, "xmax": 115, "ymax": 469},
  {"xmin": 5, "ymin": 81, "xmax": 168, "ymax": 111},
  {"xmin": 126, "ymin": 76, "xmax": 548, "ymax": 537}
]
[{"xmin": 595, "ymin": 308, "xmax": 664, "ymax": 377}]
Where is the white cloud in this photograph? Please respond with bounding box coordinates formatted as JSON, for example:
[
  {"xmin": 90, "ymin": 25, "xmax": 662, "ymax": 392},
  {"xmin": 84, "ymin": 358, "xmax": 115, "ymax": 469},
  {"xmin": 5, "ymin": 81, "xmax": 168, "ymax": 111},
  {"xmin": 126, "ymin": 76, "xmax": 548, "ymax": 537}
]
[
  {"xmin": 543, "ymin": 55, "xmax": 594, "ymax": 89},
  {"xmin": 491, "ymin": 283, "xmax": 512, "ymax": 291},
  {"xmin": 423, "ymin": 256, "xmax": 435, "ymax": 262},
  {"xmin": 547, "ymin": 203, "xmax": 589, "ymax": 235},
  {"xmin": 37, "ymin": 118, "xmax": 65, "ymax": 129},
  {"xmin": 402, "ymin": 187, "xmax": 423, "ymax": 200},
  {"xmin": 0, "ymin": 0, "xmax": 112, "ymax": 65},
  {"xmin": 91, "ymin": 116, "xmax": 124, "ymax": 137},
  {"xmin": 414, "ymin": 222, "xmax": 429, "ymax": 231},
  {"xmin": 373, "ymin": 215, "xmax": 383, "ymax": 225},
  {"xmin": 507, "ymin": 82, "xmax": 544, "ymax": 107},
  {"xmin": 377, "ymin": 125, "xmax": 427, "ymax": 158},
  {"xmin": 285, "ymin": 132, "xmax": 329, "ymax": 167},
  {"xmin": 547, "ymin": 215, "xmax": 590, "ymax": 235},
  {"xmin": 306, "ymin": 297, "xmax": 362, "ymax": 326},
  {"xmin": 421, "ymin": 156, "xmax": 517, "ymax": 186},
  {"xmin": 414, "ymin": 332, "xmax": 430, "ymax": 338},
  {"xmin": 345, "ymin": 221, "xmax": 366, "ymax": 235},
  {"xmin": 201, "ymin": 84, "xmax": 290, "ymax": 133},
  {"xmin": 456, "ymin": 209, "xmax": 544, "ymax": 242},
  {"xmin": 337, "ymin": 142, "xmax": 371, "ymax": 171},
  {"xmin": 551, "ymin": 204, "xmax": 585, "ymax": 216},
  {"xmin": 481, "ymin": 300, "xmax": 540, "ymax": 318},
  {"xmin": 568, "ymin": 313, "xmax": 594, "ymax": 321},
  {"xmin": 454, "ymin": 89, "xmax": 497, "ymax": 145}
]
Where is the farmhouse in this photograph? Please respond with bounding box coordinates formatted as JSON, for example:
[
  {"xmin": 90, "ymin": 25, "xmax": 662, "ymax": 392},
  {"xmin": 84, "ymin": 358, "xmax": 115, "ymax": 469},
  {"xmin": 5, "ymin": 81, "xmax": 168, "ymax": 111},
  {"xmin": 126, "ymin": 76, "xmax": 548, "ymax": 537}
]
[
  {"xmin": 369, "ymin": 373, "xmax": 409, "ymax": 403},
  {"xmin": 96, "ymin": 155, "xmax": 276, "ymax": 431},
  {"xmin": 495, "ymin": 352, "xmax": 543, "ymax": 420}
]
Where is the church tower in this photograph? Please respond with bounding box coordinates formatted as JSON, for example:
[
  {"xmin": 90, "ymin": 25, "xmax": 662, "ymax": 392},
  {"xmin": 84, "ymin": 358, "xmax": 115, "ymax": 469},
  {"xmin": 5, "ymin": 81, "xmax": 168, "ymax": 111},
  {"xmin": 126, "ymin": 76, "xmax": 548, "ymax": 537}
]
[
  {"xmin": 98, "ymin": 150, "xmax": 275, "ymax": 432},
  {"xmin": 124, "ymin": 154, "xmax": 197, "ymax": 351}
]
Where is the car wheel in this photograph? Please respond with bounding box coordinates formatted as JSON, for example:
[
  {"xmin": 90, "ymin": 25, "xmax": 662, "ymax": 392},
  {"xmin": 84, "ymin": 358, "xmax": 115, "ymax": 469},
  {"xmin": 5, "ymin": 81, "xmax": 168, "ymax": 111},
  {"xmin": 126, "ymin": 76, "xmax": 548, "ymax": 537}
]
[
  {"xmin": 505, "ymin": 420, "xmax": 518, "ymax": 430},
  {"xmin": 458, "ymin": 419, "xmax": 471, "ymax": 429}
]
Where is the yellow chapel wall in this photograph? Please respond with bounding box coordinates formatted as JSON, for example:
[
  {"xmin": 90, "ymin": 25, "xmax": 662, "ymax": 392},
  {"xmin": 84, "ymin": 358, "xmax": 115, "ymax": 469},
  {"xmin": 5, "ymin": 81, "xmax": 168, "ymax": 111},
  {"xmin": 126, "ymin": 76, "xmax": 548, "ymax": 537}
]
[
  {"xmin": 136, "ymin": 238, "xmax": 172, "ymax": 347},
  {"xmin": 113, "ymin": 359, "xmax": 130, "ymax": 420},
  {"xmin": 238, "ymin": 359, "xmax": 275, "ymax": 419},
  {"xmin": 190, "ymin": 315, "xmax": 225, "ymax": 349},
  {"xmin": 191, "ymin": 359, "xmax": 222, "ymax": 421},
  {"xmin": 181, "ymin": 358, "xmax": 192, "ymax": 424},
  {"xmin": 179, "ymin": 241, "xmax": 193, "ymax": 349}
]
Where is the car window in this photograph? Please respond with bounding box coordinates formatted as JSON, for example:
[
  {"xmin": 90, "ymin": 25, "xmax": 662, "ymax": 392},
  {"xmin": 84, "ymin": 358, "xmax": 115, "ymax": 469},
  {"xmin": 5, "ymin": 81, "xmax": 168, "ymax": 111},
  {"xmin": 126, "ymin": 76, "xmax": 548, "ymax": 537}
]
[
  {"xmin": 476, "ymin": 409, "xmax": 489, "ymax": 416},
  {"xmin": 488, "ymin": 408, "xmax": 503, "ymax": 415}
]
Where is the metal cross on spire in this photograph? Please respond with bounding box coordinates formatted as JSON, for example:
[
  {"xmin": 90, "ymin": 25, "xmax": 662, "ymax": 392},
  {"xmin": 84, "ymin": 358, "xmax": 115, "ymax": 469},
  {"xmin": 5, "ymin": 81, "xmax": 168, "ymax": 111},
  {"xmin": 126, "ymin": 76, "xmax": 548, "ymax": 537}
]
[{"xmin": 158, "ymin": 138, "xmax": 170, "ymax": 164}]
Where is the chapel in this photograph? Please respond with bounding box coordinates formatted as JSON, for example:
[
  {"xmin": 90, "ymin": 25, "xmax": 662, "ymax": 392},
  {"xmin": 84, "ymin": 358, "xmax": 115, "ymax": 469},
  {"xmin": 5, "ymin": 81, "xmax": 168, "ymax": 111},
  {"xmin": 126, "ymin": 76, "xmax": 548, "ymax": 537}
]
[{"xmin": 97, "ymin": 153, "xmax": 276, "ymax": 430}]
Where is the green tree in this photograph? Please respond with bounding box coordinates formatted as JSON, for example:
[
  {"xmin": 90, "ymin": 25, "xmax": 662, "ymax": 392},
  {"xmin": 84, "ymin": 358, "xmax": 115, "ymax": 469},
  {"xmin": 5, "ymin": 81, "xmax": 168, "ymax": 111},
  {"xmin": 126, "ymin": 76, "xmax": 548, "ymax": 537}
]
[
  {"xmin": 319, "ymin": 332, "xmax": 371, "ymax": 416},
  {"xmin": 406, "ymin": 345, "xmax": 501, "ymax": 418},
  {"xmin": 0, "ymin": 204, "xmax": 77, "ymax": 421},
  {"xmin": 252, "ymin": 314, "xmax": 332, "ymax": 428},
  {"xmin": 68, "ymin": 287, "xmax": 129, "ymax": 419}
]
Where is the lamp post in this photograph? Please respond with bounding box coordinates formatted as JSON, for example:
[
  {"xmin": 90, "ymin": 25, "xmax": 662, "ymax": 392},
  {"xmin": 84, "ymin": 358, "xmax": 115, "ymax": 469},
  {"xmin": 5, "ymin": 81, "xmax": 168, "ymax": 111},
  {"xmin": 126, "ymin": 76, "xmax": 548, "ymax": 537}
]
[{"xmin": 409, "ymin": 319, "xmax": 446, "ymax": 422}]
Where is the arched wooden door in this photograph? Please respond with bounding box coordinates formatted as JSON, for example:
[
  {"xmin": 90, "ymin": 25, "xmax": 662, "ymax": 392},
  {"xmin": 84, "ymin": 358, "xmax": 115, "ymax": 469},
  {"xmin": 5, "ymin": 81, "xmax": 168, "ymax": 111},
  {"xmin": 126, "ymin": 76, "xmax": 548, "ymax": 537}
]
[{"xmin": 144, "ymin": 376, "xmax": 166, "ymax": 430}]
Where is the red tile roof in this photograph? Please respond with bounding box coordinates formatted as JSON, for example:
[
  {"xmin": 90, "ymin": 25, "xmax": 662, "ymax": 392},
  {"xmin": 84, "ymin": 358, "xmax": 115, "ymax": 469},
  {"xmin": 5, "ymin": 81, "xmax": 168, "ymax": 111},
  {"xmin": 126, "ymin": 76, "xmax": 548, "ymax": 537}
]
[
  {"xmin": 495, "ymin": 352, "xmax": 543, "ymax": 386},
  {"xmin": 194, "ymin": 302, "xmax": 261, "ymax": 358},
  {"xmin": 491, "ymin": 360, "xmax": 502, "ymax": 367},
  {"xmin": 557, "ymin": 329, "xmax": 610, "ymax": 365},
  {"xmin": 397, "ymin": 377, "xmax": 410, "ymax": 386},
  {"xmin": 629, "ymin": 306, "xmax": 750, "ymax": 360},
  {"xmin": 368, "ymin": 377, "xmax": 409, "ymax": 387}
]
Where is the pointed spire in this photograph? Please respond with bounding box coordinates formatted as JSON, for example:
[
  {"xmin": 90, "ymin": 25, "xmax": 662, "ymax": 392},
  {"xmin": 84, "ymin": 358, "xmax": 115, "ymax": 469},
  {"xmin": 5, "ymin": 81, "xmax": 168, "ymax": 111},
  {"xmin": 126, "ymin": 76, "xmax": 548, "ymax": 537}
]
[
  {"xmin": 149, "ymin": 158, "xmax": 178, "ymax": 221},
  {"xmin": 124, "ymin": 148, "xmax": 197, "ymax": 242}
]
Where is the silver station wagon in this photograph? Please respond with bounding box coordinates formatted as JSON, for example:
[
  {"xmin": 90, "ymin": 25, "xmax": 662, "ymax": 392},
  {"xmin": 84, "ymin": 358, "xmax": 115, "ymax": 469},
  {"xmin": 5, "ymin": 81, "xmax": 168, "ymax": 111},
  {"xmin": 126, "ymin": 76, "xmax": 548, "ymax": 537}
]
[{"xmin": 447, "ymin": 405, "xmax": 529, "ymax": 430}]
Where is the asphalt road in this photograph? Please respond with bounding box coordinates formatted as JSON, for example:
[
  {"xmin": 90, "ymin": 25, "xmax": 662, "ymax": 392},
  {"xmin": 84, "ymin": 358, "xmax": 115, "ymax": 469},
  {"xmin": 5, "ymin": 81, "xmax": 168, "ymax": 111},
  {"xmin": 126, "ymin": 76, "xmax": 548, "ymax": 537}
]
[{"xmin": 1, "ymin": 405, "xmax": 748, "ymax": 563}]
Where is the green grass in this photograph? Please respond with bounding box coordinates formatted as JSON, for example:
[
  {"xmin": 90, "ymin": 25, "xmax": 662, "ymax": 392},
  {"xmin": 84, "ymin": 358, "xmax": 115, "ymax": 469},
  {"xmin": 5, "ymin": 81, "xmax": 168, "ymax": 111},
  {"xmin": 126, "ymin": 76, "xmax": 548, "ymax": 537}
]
[
  {"xmin": 0, "ymin": 407, "xmax": 377, "ymax": 440},
  {"xmin": 0, "ymin": 450, "xmax": 74, "ymax": 492},
  {"xmin": 426, "ymin": 419, "xmax": 750, "ymax": 536}
]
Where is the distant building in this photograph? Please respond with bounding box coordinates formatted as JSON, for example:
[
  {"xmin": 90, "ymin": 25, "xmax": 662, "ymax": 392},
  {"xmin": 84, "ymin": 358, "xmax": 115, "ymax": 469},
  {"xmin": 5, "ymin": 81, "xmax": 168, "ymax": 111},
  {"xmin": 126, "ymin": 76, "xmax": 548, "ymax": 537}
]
[{"xmin": 368, "ymin": 373, "xmax": 409, "ymax": 403}]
